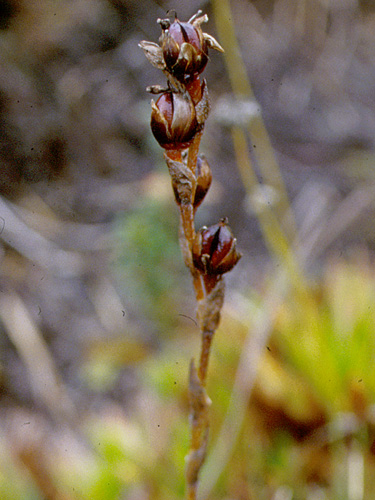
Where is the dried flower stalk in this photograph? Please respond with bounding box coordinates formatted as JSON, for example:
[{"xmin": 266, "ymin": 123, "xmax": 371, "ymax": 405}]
[{"xmin": 139, "ymin": 11, "xmax": 241, "ymax": 499}]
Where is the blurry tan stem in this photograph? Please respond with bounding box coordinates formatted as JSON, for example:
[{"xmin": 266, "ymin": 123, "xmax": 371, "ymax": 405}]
[
  {"xmin": 232, "ymin": 126, "xmax": 303, "ymax": 290},
  {"xmin": 232, "ymin": 124, "xmax": 319, "ymax": 327},
  {"xmin": 0, "ymin": 292, "xmax": 74, "ymax": 422},
  {"xmin": 211, "ymin": 0, "xmax": 295, "ymax": 239},
  {"xmin": 212, "ymin": 2, "xmax": 313, "ymax": 304}
]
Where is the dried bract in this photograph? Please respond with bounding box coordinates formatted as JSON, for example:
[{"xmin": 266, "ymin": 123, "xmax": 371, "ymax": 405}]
[
  {"xmin": 194, "ymin": 79, "xmax": 210, "ymax": 125},
  {"xmin": 203, "ymin": 32, "xmax": 224, "ymax": 52},
  {"xmin": 165, "ymin": 155, "xmax": 195, "ymax": 206},
  {"xmin": 138, "ymin": 40, "xmax": 166, "ymax": 71},
  {"xmin": 193, "ymin": 156, "xmax": 212, "ymax": 209}
]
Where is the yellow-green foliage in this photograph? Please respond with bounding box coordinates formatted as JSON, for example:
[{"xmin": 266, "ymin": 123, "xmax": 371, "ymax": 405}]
[{"xmin": 277, "ymin": 258, "xmax": 375, "ymax": 417}]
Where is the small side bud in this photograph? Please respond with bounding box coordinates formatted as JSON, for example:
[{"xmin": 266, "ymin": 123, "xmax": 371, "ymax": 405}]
[
  {"xmin": 164, "ymin": 155, "xmax": 195, "ymax": 207},
  {"xmin": 192, "ymin": 219, "xmax": 242, "ymax": 275},
  {"xmin": 150, "ymin": 91, "xmax": 198, "ymax": 149},
  {"xmin": 193, "ymin": 156, "xmax": 212, "ymax": 209}
]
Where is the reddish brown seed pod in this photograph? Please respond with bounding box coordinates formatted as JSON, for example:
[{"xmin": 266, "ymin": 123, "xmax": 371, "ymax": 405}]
[
  {"xmin": 140, "ymin": 11, "xmax": 224, "ymax": 84},
  {"xmin": 159, "ymin": 18, "xmax": 209, "ymax": 81},
  {"xmin": 192, "ymin": 219, "xmax": 242, "ymax": 275},
  {"xmin": 150, "ymin": 91, "xmax": 198, "ymax": 149}
]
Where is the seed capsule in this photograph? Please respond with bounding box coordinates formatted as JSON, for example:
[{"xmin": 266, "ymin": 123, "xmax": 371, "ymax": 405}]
[
  {"xmin": 159, "ymin": 18, "xmax": 209, "ymax": 81},
  {"xmin": 192, "ymin": 219, "xmax": 242, "ymax": 275},
  {"xmin": 150, "ymin": 91, "xmax": 198, "ymax": 149},
  {"xmin": 140, "ymin": 12, "xmax": 224, "ymax": 85}
]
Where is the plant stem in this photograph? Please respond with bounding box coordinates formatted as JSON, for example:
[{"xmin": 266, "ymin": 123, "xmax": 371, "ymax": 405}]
[
  {"xmin": 141, "ymin": 11, "xmax": 240, "ymax": 499},
  {"xmin": 198, "ymin": 329, "xmax": 214, "ymax": 384},
  {"xmin": 187, "ymin": 130, "xmax": 203, "ymax": 174},
  {"xmin": 186, "ymin": 358, "xmax": 211, "ymax": 500},
  {"xmin": 180, "ymin": 203, "xmax": 196, "ymax": 249}
]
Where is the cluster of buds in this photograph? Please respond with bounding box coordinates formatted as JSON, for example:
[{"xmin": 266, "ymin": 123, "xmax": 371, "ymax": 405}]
[
  {"xmin": 139, "ymin": 11, "xmax": 222, "ymax": 150},
  {"xmin": 139, "ymin": 10, "xmax": 241, "ymax": 285}
]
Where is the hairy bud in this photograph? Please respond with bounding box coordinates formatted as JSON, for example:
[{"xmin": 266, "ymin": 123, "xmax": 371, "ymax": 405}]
[
  {"xmin": 192, "ymin": 219, "xmax": 242, "ymax": 275},
  {"xmin": 151, "ymin": 92, "xmax": 198, "ymax": 149}
]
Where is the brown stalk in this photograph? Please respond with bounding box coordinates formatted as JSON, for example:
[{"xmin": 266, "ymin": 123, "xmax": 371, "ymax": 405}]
[{"xmin": 140, "ymin": 12, "xmax": 241, "ymax": 499}]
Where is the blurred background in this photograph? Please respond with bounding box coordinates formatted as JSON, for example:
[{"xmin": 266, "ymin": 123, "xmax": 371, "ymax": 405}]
[{"xmin": 1, "ymin": 0, "xmax": 375, "ymax": 498}]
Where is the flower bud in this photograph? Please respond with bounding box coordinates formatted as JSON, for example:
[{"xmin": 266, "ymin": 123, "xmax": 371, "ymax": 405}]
[
  {"xmin": 193, "ymin": 156, "xmax": 212, "ymax": 209},
  {"xmin": 151, "ymin": 91, "xmax": 198, "ymax": 149},
  {"xmin": 192, "ymin": 219, "xmax": 242, "ymax": 275},
  {"xmin": 158, "ymin": 18, "xmax": 208, "ymax": 81}
]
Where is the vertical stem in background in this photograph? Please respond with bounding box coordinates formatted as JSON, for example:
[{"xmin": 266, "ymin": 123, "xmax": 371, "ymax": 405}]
[
  {"xmin": 211, "ymin": 0, "xmax": 296, "ymax": 241},
  {"xmin": 232, "ymin": 116, "xmax": 307, "ymax": 294},
  {"xmin": 211, "ymin": 0, "xmax": 318, "ymax": 307}
]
